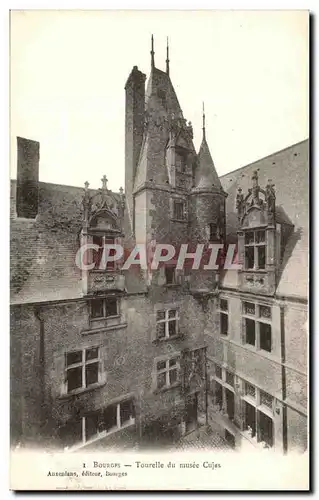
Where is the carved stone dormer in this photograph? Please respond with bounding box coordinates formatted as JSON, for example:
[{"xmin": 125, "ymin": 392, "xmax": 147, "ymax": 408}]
[
  {"xmin": 80, "ymin": 176, "xmax": 125, "ymax": 296},
  {"xmin": 236, "ymin": 171, "xmax": 277, "ymax": 296},
  {"xmin": 165, "ymin": 114, "xmax": 195, "ymax": 190}
]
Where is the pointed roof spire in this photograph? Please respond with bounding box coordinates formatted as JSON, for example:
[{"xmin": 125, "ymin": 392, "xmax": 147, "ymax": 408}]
[
  {"xmin": 151, "ymin": 34, "xmax": 155, "ymax": 69},
  {"xmin": 196, "ymin": 106, "xmax": 222, "ymax": 190},
  {"xmin": 202, "ymin": 101, "xmax": 206, "ymax": 140},
  {"xmin": 166, "ymin": 37, "xmax": 170, "ymax": 76}
]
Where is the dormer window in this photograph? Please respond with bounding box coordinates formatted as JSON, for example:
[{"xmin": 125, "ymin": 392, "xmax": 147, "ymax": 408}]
[
  {"xmin": 175, "ymin": 151, "xmax": 187, "ymax": 173},
  {"xmin": 244, "ymin": 230, "xmax": 266, "ymax": 270}
]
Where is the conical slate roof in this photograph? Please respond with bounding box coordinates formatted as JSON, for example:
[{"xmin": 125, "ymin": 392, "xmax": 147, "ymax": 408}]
[{"xmin": 196, "ymin": 135, "xmax": 222, "ymax": 189}]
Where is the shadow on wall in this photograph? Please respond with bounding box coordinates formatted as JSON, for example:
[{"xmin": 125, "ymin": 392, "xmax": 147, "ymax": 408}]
[{"xmin": 276, "ymin": 226, "xmax": 303, "ymax": 286}]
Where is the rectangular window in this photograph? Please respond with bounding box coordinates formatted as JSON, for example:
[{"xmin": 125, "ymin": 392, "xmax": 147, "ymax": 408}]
[
  {"xmin": 219, "ymin": 299, "xmax": 229, "ymax": 336},
  {"xmin": 260, "ymin": 390, "xmax": 273, "ymax": 409},
  {"xmin": 220, "ymin": 313, "xmax": 228, "ymax": 336},
  {"xmin": 245, "ymin": 318, "xmax": 256, "ymax": 346},
  {"xmin": 212, "ymin": 364, "xmax": 235, "ymax": 422},
  {"xmin": 173, "ymin": 201, "xmax": 185, "ymax": 220},
  {"xmin": 65, "ymin": 347, "xmax": 100, "ymax": 394},
  {"xmin": 245, "ymin": 382, "xmax": 256, "ymax": 399},
  {"xmin": 258, "ymin": 411, "xmax": 274, "ymax": 448},
  {"xmin": 260, "ymin": 322, "xmax": 272, "ymax": 352},
  {"xmin": 156, "ymin": 309, "xmax": 179, "ymax": 340},
  {"xmin": 226, "ymin": 371, "xmax": 234, "ymax": 387},
  {"xmin": 91, "ymin": 297, "xmax": 118, "ymax": 320},
  {"xmin": 165, "ymin": 266, "xmax": 176, "ymax": 285},
  {"xmin": 244, "ymin": 230, "xmax": 266, "ymax": 270},
  {"xmin": 209, "ymin": 223, "xmax": 222, "ymax": 242},
  {"xmin": 245, "ymin": 246, "xmax": 254, "ymax": 269},
  {"xmin": 242, "ymin": 383, "xmax": 274, "ymax": 448},
  {"xmin": 155, "ymin": 356, "xmax": 180, "ymax": 390},
  {"xmin": 215, "ymin": 381, "xmax": 223, "ymax": 410},
  {"xmin": 60, "ymin": 399, "xmax": 135, "ymax": 449},
  {"xmin": 105, "ymin": 297, "xmax": 118, "ymax": 317},
  {"xmin": 175, "ymin": 151, "xmax": 187, "ymax": 173},
  {"xmin": 92, "ymin": 235, "xmax": 115, "ymax": 270},
  {"xmin": 91, "ymin": 298, "xmax": 104, "ymax": 319},
  {"xmin": 242, "ymin": 302, "xmax": 272, "ymax": 353},
  {"xmin": 92, "ymin": 235, "xmax": 104, "ymax": 268},
  {"xmin": 245, "ymin": 401, "xmax": 256, "ymax": 438},
  {"xmin": 215, "ymin": 365, "xmax": 222, "ymax": 380},
  {"xmin": 226, "ymin": 388, "xmax": 235, "ymax": 420}
]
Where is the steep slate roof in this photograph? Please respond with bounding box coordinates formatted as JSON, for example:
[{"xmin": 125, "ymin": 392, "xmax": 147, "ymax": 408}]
[
  {"xmin": 134, "ymin": 66, "xmax": 195, "ymax": 191},
  {"xmin": 145, "ymin": 66, "xmax": 182, "ymax": 116},
  {"xmin": 11, "ymin": 181, "xmax": 85, "ymax": 304},
  {"xmin": 220, "ymin": 139, "xmax": 309, "ymax": 299}
]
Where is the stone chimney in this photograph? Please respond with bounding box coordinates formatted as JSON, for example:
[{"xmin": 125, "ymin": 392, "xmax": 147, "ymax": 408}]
[{"xmin": 16, "ymin": 137, "xmax": 40, "ymax": 219}]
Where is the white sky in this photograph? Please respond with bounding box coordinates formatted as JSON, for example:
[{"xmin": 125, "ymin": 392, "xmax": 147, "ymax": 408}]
[{"xmin": 10, "ymin": 10, "xmax": 308, "ymax": 191}]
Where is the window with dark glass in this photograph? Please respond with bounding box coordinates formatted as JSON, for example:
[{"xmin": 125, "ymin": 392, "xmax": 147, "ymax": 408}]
[
  {"xmin": 165, "ymin": 266, "xmax": 175, "ymax": 285},
  {"xmin": 215, "ymin": 381, "xmax": 223, "ymax": 410},
  {"xmin": 85, "ymin": 412, "xmax": 100, "ymax": 441},
  {"xmin": 245, "ymin": 401, "xmax": 256, "ymax": 438},
  {"xmin": 65, "ymin": 347, "xmax": 99, "ymax": 394},
  {"xmin": 243, "ymin": 302, "xmax": 272, "ymax": 353},
  {"xmin": 215, "ymin": 365, "xmax": 222, "ymax": 379},
  {"xmin": 105, "ymin": 297, "xmax": 118, "ymax": 317},
  {"xmin": 226, "ymin": 371, "xmax": 234, "ymax": 387},
  {"xmin": 244, "ymin": 229, "xmax": 266, "ymax": 270},
  {"xmin": 175, "ymin": 151, "xmax": 187, "ymax": 173},
  {"xmin": 260, "ymin": 323, "xmax": 272, "ymax": 352},
  {"xmin": 226, "ymin": 388, "xmax": 235, "ymax": 420},
  {"xmin": 103, "ymin": 404, "xmax": 117, "ymax": 432},
  {"xmin": 156, "ymin": 309, "xmax": 179, "ymax": 340},
  {"xmin": 258, "ymin": 411, "xmax": 273, "ymax": 448},
  {"xmin": 92, "ymin": 235, "xmax": 115, "ymax": 270},
  {"xmin": 242, "ymin": 383, "xmax": 274, "ymax": 448},
  {"xmin": 91, "ymin": 297, "xmax": 118, "ymax": 319},
  {"xmin": 60, "ymin": 399, "xmax": 135, "ymax": 448},
  {"xmin": 220, "ymin": 313, "xmax": 228, "ymax": 336},
  {"xmin": 92, "ymin": 235, "xmax": 103, "ymax": 268},
  {"xmin": 120, "ymin": 399, "xmax": 135, "ymax": 426},
  {"xmin": 155, "ymin": 356, "xmax": 180, "ymax": 389},
  {"xmin": 219, "ymin": 298, "xmax": 229, "ymax": 336},
  {"xmin": 245, "ymin": 318, "xmax": 256, "ymax": 346},
  {"xmin": 91, "ymin": 298, "xmax": 104, "ymax": 319},
  {"xmin": 173, "ymin": 201, "xmax": 185, "ymax": 220}
]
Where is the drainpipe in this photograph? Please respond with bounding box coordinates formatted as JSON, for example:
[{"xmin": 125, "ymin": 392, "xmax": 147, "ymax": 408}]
[
  {"xmin": 280, "ymin": 305, "xmax": 288, "ymax": 454},
  {"xmin": 34, "ymin": 308, "xmax": 46, "ymax": 438},
  {"xmin": 204, "ymin": 346, "xmax": 208, "ymax": 426}
]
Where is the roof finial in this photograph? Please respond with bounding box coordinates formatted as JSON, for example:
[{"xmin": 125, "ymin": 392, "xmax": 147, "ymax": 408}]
[
  {"xmin": 151, "ymin": 34, "xmax": 155, "ymax": 69},
  {"xmin": 101, "ymin": 175, "xmax": 108, "ymax": 191},
  {"xmin": 166, "ymin": 36, "xmax": 170, "ymax": 76},
  {"xmin": 202, "ymin": 101, "xmax": 206, "ymax": 140}
]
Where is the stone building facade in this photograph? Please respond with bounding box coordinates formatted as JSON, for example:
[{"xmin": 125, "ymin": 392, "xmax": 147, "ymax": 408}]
[{"xmin": 10, "ymin": 41, "xmax": 308, "ymax": 453}]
